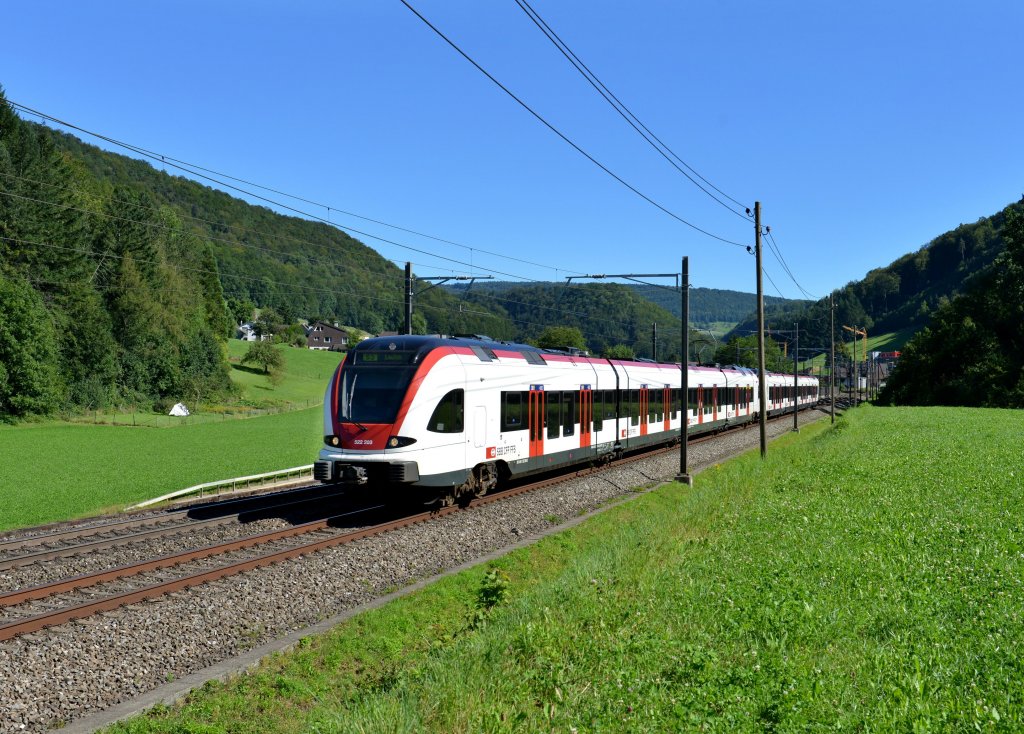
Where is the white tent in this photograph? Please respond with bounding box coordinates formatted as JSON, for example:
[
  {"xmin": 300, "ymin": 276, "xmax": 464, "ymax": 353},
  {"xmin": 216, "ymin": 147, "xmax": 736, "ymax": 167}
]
[{"xmin": 168, "ymin": 402, "xmax": 190, "ymax": 417}]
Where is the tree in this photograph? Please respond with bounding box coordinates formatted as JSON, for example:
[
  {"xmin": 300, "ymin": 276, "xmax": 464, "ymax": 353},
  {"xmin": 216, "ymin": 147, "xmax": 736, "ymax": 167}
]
[
  {"xmin": 0, "ymin": 272, "xmax": 65, "ymax": 417},
  {"xmin": 535, "ymin": 326, "xmax": 588, "ymax": 353},
  {"xmin": 254, "ymin": 307, "xmax": 281, "ymax": 338},
  {"xmin": 602, "ymin": 344, "xmax": 635, "ymax": 360},
  {"xmin": 227, "ymin": 296, "xmax": 255, "ymax": 326},
  {"xmin": 879, "ymin": 205, "xmax": 1024, "ymax": 407},
  {"xmin": 241, "ymin": 340, "xmax": 284, "ymax": 374}
]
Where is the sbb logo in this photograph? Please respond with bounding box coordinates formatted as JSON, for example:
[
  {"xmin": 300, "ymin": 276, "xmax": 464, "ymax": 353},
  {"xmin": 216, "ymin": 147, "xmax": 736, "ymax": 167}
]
[{"xmin": 486, "ymin": 447, "xmax": 497, "ymax": 459}]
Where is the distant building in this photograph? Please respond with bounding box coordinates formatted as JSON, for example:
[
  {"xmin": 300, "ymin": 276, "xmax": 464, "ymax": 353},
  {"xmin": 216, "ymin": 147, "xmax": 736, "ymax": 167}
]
[
  {"xmin": 237, "ymin": 322, "xmax": 272, "ymax": 342},
  {"xmin": 307, "ymin": 321, "xmax": 349, "ymax": 351}
]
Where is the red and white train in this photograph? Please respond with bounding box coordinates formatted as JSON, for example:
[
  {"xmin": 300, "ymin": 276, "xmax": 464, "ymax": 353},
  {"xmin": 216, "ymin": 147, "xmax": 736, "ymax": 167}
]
[{"xmin": 314, "ymin": 335, "xmax": 819, "ymax": 501}]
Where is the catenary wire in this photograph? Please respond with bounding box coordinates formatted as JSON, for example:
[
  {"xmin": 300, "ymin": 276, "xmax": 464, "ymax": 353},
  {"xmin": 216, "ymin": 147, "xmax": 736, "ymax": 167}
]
[
  {"xmin": 397, "ymin": 0, "xmax": 748, "ymax": 249},
  {"xmin": 0, "ymin": 176, "xmax": 698, "ymax": 326},
  {"xmin": 5, "ymin": 100, "xmax": 589, "ymax": 281},
  {"xmin": 513, "ymin": 0, "xmax": 749, "ymax": 219}
]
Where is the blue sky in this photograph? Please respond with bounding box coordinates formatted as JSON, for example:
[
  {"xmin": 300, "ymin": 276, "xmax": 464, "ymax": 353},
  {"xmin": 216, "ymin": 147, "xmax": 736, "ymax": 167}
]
[{"xmin": 4, "ymin": 1, "xmax": 1022, "ymax": 300}]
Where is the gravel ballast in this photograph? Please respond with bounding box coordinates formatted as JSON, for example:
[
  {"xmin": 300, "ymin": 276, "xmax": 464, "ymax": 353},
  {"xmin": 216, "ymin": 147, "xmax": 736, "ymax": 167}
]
[{"xmin": 0, "ymin": 411, "xmax": 827, "ymax": 733}]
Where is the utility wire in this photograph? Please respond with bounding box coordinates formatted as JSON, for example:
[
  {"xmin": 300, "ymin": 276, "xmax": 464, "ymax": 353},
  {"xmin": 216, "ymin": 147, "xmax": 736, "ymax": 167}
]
[
  {"xmin": 1, "ymin": 173, "xmax": 697, "ymax": 327},
  {"xmin": 397, "ymin": 0, "xmax": 748, "ymax": 249},
  {"xmin": 765, "ymin": 228, "xmax": 819, "ymax": 300},
  {"xmin": 5, "ymin": 100, "xmax": 589, "ymax": 280},
  {"xmin": 513, "ymin": 0, "xmax": 749, "ymax": 218},
  {"xmin": 0, "ymin": 187, "xmax": 662, "ymax": 332},
  {"xmin": 6, "ymin": 235, "xmax": 670, "ymax": 348},
  {"xmin": 6, "ymin": 101, "xmax": 569, "ymax": 284}
]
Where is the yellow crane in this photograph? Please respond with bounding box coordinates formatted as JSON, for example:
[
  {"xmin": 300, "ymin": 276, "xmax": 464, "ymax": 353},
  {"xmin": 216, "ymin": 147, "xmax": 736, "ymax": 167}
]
[{"xmin": 842, "ymin": 325, "xmax": 867, "ymax": 404}]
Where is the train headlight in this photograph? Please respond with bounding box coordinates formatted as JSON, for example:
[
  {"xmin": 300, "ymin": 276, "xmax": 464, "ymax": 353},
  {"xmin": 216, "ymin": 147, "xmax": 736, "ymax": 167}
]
[
  {"xmin": 325, "ymin": 435, "xmax": 340, "ymax": 447},
  {"xmin": 387, "ymin": 436, "xmax": 417, "ymax": 448}
]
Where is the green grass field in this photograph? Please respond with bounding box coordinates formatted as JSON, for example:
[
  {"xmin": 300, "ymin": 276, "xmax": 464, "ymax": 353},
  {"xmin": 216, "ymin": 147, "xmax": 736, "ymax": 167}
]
[
  {"xmin": 0, "ymin": 341, "xmax": 343, "ymax": 530},
  {"xmin": 59, "ymin": 341, "xmax": 343, "ymax": 427},
  {"xmin": 802, "ymin": 326, "xmax": 919, "ymax": 372},
  {"xmin": 0, "ymin": 407, "xmax": 325, "ymax": 531},
  {"xmin": 225, "ymin": 339, "xmax": 343, "ymax": 408},
  {"xmin": 104, "ymin": 406, "xmax": 1024, "ymax": 732}
]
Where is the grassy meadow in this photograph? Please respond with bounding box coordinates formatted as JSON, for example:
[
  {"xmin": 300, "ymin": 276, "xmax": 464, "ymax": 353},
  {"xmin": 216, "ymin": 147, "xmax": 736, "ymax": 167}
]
[
  {"xmin": 105, "ymin": 405, "xmax": 1024, "ymax": 732},
  {"xmin": 0, "ymin": 342, "xmax": 343, "ymax": 531},
  {"xmin": 0, "ymin": 408, "xmax": 325, "ymax": 531}
]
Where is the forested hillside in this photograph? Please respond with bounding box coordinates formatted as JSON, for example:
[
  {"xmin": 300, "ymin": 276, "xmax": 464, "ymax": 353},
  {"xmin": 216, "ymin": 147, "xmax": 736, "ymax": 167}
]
[
  {"xmin": 879, "ymin": 207, "xmax": 1024, "ymax": 407},
  {"xmin": 726, "ymin": 198, "xmax": 1024, "ymax": 356},
  {"xmin": 449, "ymin": 282, "xmax": 682, "ymax": 359},
  {"xmin": 0, "ymin": 94, "xmax": 233, "ymax": 418},
  {"xmin": 44, "ymin": 125, "xmax": 511, "ymax": 340},
  {"xmin": 629, "ymin": 284, "xmax": 799, "ymax": 326}
]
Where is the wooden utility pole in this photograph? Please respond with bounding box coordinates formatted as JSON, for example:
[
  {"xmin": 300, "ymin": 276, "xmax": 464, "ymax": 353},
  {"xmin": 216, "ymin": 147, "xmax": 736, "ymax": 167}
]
[{"xmin": 755, "ymin": 202, "xmax": 767, "ymax": 458}]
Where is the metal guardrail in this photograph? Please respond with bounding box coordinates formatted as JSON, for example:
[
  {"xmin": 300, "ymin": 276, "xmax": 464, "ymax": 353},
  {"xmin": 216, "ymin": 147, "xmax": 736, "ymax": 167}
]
[{"xmin": 126, "ymin": 465, "xmax": 315, "ymax": 510}]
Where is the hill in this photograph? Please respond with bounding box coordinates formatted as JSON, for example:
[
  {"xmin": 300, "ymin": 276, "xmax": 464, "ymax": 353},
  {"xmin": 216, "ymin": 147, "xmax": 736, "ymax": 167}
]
[
  {"xmin": 628, "ymin": 283, "xmax": 801, "ymax": 327},
  {"xmin": 725, "ymin": 197, "xmax": 1024, "ymax": 356},
  {"xmin": 447, "ymin": 281, "xmax": 683, "ymax": 359},
  {"xmin": 42, "ymin": 124, "xmax": 512, "ymax": 341}
]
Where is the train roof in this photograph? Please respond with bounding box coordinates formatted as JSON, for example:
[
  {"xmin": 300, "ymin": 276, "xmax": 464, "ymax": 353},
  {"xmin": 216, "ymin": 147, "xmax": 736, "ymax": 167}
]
[{"xmin": 350, "ymin": 335, "xmax": 818, "ymax": 382}]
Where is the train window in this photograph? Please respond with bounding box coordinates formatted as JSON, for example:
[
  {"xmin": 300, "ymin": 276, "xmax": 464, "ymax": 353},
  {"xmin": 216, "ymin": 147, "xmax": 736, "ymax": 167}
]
[
  {"xmin": 650, "ymin": 390, "xmax": 663, "ymax": 422},
  {"xmin": 602, "ymin": 390, "xmax": 617, "ymax": 420},
  {"xmin": 703, "ymin": 388, "xmax": 713, "ymax": 415},
  {"xmin": 628, "ymin": 389, "xmax": 639, "ymax": 426},
  {"xmin": 593, "ymin": 392, "xmax": 603, "ymax": 432},
  {"xmin": 670, "ymin": 389, "xmax": 679, "ymax": 419},
  {"xmin": 687, "ymin": 388, "xmax": 698, "ymax": 414},
  {"xmin": 501, "ymin": 391, "xmax": 527, "ymax": 432},
  {"xmin": 562, "ymin": 391, "xmax": 576, "ymax": 437},
  {"xmin": 547, "ymin": 391, "xmax": 561, "ymax": 439},
  {"xmin": 427, "ymin": 389, "xmax": 464, "ymax": 433}
]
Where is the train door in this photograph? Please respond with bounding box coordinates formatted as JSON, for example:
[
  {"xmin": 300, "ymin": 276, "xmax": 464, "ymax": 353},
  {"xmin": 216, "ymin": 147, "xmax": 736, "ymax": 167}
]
[
  {"xmin": 639, "ymin": 386, "xmax": 649, "ymax": 436},
  {"xmin": 663, "ymin": 387, "xmax": 671, "ymax": 432},
  {"xmin": 579, "ymin": 385, "xmax": 592, "ymax": 449},
  {"xmin": 528, "ymin": 386, "xmax": 545, "ymax": 458},
  {"xmin": 712, "ymin": 386, "xmax": 718, "ymax": 422},
  {"xmin": 697, "ymin": 386, "xmax": 704, "ymax": 425}
]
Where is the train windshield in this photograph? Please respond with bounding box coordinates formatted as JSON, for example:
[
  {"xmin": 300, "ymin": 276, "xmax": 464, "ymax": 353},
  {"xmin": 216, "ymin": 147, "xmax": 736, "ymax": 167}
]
[{"xmin": 338, "ymin": 362, "xmax": 417, "ymax": 424}]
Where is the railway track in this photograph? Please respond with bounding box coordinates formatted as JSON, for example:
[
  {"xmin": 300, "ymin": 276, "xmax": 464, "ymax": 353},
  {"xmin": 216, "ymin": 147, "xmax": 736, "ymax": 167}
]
[
  {"xmin": 0, "ymin": 441, "xmax": 680, "ymax": 643},
  {"xmin": 0, "ymin": 410, "xmax": 806, "ymax": 645},
  {"xmin": 0, "ymin": 484, "xmax": 346, "ymax": 571}
]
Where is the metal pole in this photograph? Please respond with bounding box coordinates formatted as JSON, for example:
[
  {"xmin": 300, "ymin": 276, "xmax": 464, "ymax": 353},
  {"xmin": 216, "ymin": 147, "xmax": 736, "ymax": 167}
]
[
  {"xmin": 793, "ymin": 322, "xmax": 799, "ymax": 432},
  {"xmin": 830, "ymin": 295, "xmax": 835, "ymax": 424},
  {"xmin": 676, "ymin": 256, "xmax": 693, "ymax": 486},
  {"xmin": 404, "ymin": 262, "xmax": 413, "ymax": 335},
  {"xmin": 853, "ymin": 327, "xmax": 858, "ymax": 407},
  {"xmin": 755, "ymin": 202, "xmax": 768, "ymax": 458}
]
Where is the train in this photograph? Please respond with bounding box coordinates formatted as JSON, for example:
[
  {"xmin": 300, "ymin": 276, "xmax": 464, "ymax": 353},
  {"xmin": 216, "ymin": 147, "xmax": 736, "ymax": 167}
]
[{"xmin": 314, "ymin": 334, "xmax": 819, "ymax": 502}]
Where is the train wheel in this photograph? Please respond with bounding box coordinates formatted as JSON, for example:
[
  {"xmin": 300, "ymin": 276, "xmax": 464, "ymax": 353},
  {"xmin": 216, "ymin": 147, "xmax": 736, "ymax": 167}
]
[{"xmin": 472, "ymin": 462, "xmax": 499, "ymax": 498}]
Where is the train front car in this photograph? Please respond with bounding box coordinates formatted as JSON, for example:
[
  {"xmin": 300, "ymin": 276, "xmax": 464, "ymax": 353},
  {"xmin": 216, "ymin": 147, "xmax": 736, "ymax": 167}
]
[{"xmin": 314, "ymin": 335, "xmax": 465, "ymax": 494}]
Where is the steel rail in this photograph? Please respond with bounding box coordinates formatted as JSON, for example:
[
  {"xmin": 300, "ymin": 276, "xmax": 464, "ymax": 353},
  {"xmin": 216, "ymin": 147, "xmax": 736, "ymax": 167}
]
[
  {"xmin": 0, "ymin": 452, "xmax": 638, "ymax": 641},
  {"xmin": 0, "ymin": 491, "xmax": 340, "ymax": 571},
  {"xmin": 0, "ymin": 409, "xmax": 810, "ymax": 643}
]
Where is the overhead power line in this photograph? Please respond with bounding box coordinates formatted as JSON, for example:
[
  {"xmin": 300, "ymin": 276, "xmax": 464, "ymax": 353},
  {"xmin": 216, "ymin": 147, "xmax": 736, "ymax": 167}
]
[
  {"xmin": 1, "ymin": 182, "xmax": 667, "ymax": 330},
  {"xmin": 398, "ymin": 0, "xmax": 748, "ymax": 249},
  {"xmin": 764, "ymin": 228, "xmax": 819, "ymax": 300},
  {"xmin": 513, "ymin": 0, "xmax": 749, "ymax": 219},
  {"xmin": 5, "ymin": 99, "xmax": 590, "ymax": 281}
]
